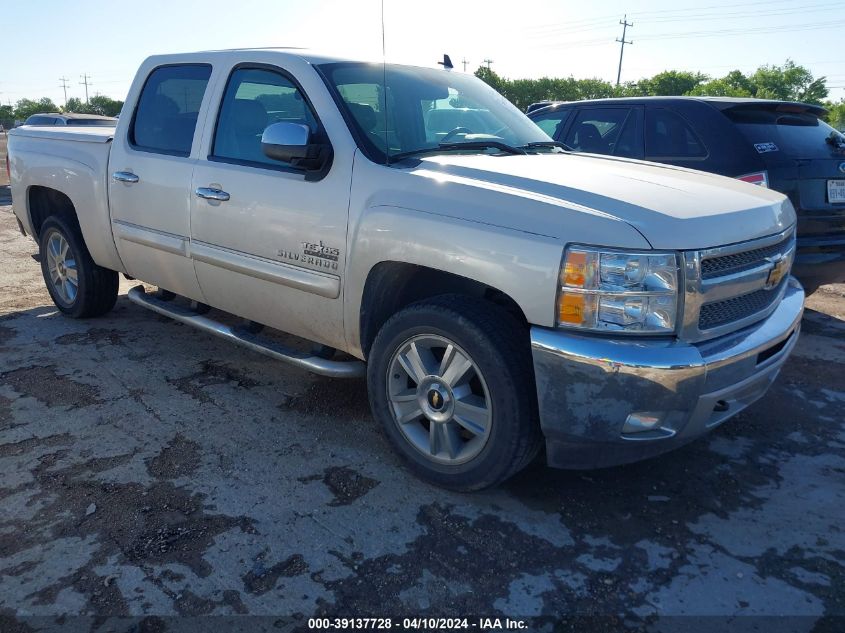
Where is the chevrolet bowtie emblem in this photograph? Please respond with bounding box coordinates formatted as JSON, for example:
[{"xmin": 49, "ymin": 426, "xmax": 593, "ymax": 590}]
[
  {"xmin": 428, "ymin": 390, "xmax": 443, "ymax": 410},
  {"xmin": 764, "ymin": 254, "xmax": 788, "ymax": 290}
]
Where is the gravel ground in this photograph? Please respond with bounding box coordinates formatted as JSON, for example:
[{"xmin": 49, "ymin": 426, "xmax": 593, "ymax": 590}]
[{"xmin": 0, "ymin": 158, "xmax": 844, "ymax": 630}]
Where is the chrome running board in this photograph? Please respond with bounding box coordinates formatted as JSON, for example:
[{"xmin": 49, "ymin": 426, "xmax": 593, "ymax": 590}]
[{"xmin": 127, "ymin": 285, "xmax": 365, "ymax": 378}]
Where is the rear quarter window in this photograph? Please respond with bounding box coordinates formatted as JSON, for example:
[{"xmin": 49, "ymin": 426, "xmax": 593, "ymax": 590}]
[
  {"xmin": 645, "ymin": 109, "xmax": 707, "ymax": 159},
  {"xmin": 130, "ymin": 64, "xmax": 212, "ymax": 156},
  {"xmin": 25, "ymin": 116, "xmax": 56, "ymax": 126}
]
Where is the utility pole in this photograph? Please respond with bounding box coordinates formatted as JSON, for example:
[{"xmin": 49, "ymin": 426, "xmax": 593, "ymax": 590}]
[
  {"xmin": 59, "ymin": 77, "xmax": 69, "ymax": 108},
  {"xmin": 483, "ymin": 58, "xmax": 494, "ymax": 71},
  {"xmin": 616, "ymin": 15, "xmax": 633, "ymax": 87},
  {"xmin": 462, "ymin": 57, "xmax": 469, "ymax": 72},
  {"xmin": 79, "ymin": 73, "xmax": 92, "ymax": 104}
]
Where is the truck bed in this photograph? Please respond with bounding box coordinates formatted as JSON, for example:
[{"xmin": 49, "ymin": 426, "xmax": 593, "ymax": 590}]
[
  {"xmin": 7, "ymin": 124, "xmax": 120, "ymax": 272},
  {"xmin": 10, "ymin": 125, "xmax": 114, "ymax": 144}
]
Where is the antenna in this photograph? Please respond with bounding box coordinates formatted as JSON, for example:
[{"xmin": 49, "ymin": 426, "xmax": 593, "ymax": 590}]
[
  {"xmin": 381, "ymin": 0, "xmax": 389, "ymax": 167},
  {"xmin": 438, "ymin": 54, "xmax": 453, "ymax": 70}
]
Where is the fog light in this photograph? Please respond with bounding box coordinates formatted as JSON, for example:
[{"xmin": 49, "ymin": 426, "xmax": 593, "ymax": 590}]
[{"xmin": 623, "ymin": 412, "xmax": 663, "ymax": 434}]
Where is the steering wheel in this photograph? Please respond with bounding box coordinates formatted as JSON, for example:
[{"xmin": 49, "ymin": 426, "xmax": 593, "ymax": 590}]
[{"xmin": 440, "ymin": 127, "xmax": 473, "ymax": 143}]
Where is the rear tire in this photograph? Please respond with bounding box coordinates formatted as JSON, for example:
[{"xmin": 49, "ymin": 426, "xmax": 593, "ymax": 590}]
[
  {"xmin": 367, "ymin": 295, "xmax": 542, "ymax": 491},
  {"xmin": 39, "ymin": 216, "xmax": 118, "ymax": 318}
]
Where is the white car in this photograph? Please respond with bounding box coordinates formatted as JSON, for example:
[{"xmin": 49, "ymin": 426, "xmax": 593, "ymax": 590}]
[{"xmin": 7, "ymin": 49, "xmax": 803, "ymax": 489}]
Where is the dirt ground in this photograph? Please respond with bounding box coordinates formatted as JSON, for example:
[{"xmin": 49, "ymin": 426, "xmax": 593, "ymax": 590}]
[{"xmin": 0, "ymin": 147, "xmax": 844, "ymax": 630}]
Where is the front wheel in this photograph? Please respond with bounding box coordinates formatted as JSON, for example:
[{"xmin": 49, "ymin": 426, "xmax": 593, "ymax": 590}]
[
  {"xmin": 367, "ymin": 295, "xmax": 542, "ymax": 491},
  {"xmin": 39, "ymin": 216, "xmax": 118, "ymax": 318}
]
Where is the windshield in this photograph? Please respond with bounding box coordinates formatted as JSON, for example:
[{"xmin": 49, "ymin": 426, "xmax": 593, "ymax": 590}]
[
  {"xmin": 725, "ymin": 108, "xmax": 845, "ymax": 159},
  {"xmin": 318, "ymin": 62, "xmax": 552, "ymax": 163}
]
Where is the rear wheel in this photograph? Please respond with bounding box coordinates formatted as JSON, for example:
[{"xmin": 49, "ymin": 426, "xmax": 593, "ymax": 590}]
[
  {"xmin": 39, "ymin": 216, "xmax": 118, "ymax": 318},
  {"xmin": 368, "ymin": 295, "xmax": 542, "ymax": 490}
]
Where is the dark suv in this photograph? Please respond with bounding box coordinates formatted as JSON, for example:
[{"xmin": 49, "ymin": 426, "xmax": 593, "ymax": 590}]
[{"xmin": 528, "ymin": 97, "xmax": 845, "ymax": 293}]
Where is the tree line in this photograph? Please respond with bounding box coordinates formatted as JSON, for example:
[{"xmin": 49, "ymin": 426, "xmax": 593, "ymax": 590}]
[
  {"xmin": 475, "ymin": 59, "xmax": 844, "ymax": 128},
  {"xmin": 0, "ymin": 94, "xmax": 124, "ymax": 123}
]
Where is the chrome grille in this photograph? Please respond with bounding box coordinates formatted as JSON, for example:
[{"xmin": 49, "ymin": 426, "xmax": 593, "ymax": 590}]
[
  {"xmin": 700, "ymin": 236, "xmax": 793, "ymax": 279},
  {"xmin": 681, "ymin": 228, "xmax": 796, "ymax": 342},
  {"xmin": 699, "ymin": 278, "xmax": 787, "ymax": 330}
]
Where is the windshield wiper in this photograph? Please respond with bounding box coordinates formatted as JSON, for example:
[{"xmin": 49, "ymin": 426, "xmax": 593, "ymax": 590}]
[
  {"xmin": 520, "ymin": 140, "xmax": 571, "ymax": 152},
  {"xmin": 390, "ymin": 140, "xmax": 526, "ymax": 162}
]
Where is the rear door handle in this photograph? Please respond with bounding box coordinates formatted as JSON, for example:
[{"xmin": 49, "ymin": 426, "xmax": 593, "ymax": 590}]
[
  {"xmin": 112, "ymin": 171, "xmax": 139, "ymax": 184},
  {"xmin": 195, "ymin": 187, "xmax": 230, "ymax": 202}
]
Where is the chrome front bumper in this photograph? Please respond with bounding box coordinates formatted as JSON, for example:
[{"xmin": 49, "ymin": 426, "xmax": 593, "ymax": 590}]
[{"xmin": 530, "ymin": 277, "xmax": 805, "ymax": 469}]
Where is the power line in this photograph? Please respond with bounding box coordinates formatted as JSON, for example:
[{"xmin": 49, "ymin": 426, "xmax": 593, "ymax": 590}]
[
  {"xmin": 525, "ymin": 17, "xmax": 845, "ymax": 52},
  {"xmin": 527, "ymin": 0, "xmax": 841, "ymax": 38},
  {"xmin": 616, "ymin": 15, "xmax": 633, "ymax": 87},
  {"xmin": 79, "ymin": 73, "xmax": 92, "ymax": 104},
  {"xmin": 638, "ymin": 18, "xmax": 845, "ymax": 41},
  {"xmin": 524, "ymin": 0, "xmax": 803, "ymax": 33},
  {"xmin": 58, "ymin": 77, "xmax": 69, "ymax": 108}
]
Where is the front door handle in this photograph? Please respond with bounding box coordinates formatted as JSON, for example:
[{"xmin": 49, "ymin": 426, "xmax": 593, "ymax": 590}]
[
  {"xmin": 195, "ymin": 187, "xmax": 230, "ymax": 202},
  {"xmin": 112, "ymin": 171, "xmax": 139, "ymax": 184}
]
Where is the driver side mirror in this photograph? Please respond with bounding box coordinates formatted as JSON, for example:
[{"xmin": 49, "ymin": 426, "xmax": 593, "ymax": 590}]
[{"xmin": 261, "ymin": 122, "xmax": 333, "ymax": 179}]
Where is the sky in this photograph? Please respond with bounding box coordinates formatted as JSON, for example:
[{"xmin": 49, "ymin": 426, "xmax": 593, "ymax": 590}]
[{"xmin": 0, "ymin": 0, "xmax": 843, "ymax": 108}]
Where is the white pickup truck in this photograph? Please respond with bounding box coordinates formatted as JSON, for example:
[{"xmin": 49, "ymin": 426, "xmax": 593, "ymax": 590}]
[{"xmin": 7, "ymin": 49, "xmax": 804, "ymax": 490}]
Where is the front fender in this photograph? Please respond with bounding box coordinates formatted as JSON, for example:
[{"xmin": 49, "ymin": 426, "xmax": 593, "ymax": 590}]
[{"xmin": 343, "ymin": 204, "xmax": 564, "ymax": 356}]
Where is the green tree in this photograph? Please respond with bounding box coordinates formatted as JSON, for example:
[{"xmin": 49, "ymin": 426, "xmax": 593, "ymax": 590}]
[
  {"xmin": 475, "ymin": 66, "xmax": 616, "ymax": 111},
  {"xmin": 824, "ymin": 99, "xmax": 845, "ymax": 131},
  {"xmin": 0, "ymin": 104, "xmax": 13, "ymax": 121},
  {"xmin": 64, "ymin": 95, "xmax": 122, "ymax": 116},
  {"xmin": 690, "ymin": 70, "xmax": 754, "ymax": 97},
  {"xmin": 64, "ymin": 97, "xmax": 89, "ymax": 113},
  {"xmin": 88, "ymin": 94, "xmax": 124, "ymax": 117},
  {"xmin": 750, "ymin": 59, "xmax": 828, "ymax": 104},
  {"xmin": 13, "ymin": 97, "xmax": 58, "ymax": 121},
  {"xmin": 635, "ymin": 70, "xmax": 708, "ymax": 96},
  {"xmin": 474, "ymin": 66, "xmax": 507, "ymax": 94}
]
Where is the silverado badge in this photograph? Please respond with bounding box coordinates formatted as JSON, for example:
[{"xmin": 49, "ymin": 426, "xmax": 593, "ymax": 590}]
[{"xmin": 277, "ymin": 241, "xmax": 340, "ymax": 271}]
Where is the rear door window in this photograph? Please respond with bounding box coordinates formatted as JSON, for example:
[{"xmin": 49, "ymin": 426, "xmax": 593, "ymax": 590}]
[
  {"xmin": 130, "ymin": 64, "xmax": 212, "ymax": 156},
  {"xmin": 645, "ymin": 109, "xmax": 707, "ymax": 159},
  {"xmin": 531, "ymin": 109, "xmax": 570, "ymax": 140},
  {"xmin": 564, "ymin": 108, "xmax": 632, "ymax": 155}
]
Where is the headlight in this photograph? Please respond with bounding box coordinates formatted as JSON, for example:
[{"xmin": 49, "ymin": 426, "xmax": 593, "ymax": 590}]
[{"xmin": 557, "ymin": 246, "xmax": 680, "ymax": 334}]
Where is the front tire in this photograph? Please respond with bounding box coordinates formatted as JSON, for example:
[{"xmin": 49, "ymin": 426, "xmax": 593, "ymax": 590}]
[
  {"xmin": 367, "ymin": 295, "xmax": 542, "ymax": 491},
  {"xmin": 39, "ymin": 216, "xmax": 118, "ymax": 318}
]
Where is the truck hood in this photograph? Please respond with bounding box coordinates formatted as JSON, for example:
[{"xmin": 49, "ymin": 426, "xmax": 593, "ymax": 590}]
[{"xmin": 411, "ymin": 153, "xmax": 795, "ymax": 250}]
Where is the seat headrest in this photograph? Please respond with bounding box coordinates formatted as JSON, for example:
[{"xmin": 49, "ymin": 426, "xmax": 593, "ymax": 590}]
[
  {"xmin": 347, "ymin": 102, "xmax": 378, "ymax": 132},
  {"xmin": 230, "ymin": 99, "xmax": 268, "ymax": 136}
]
